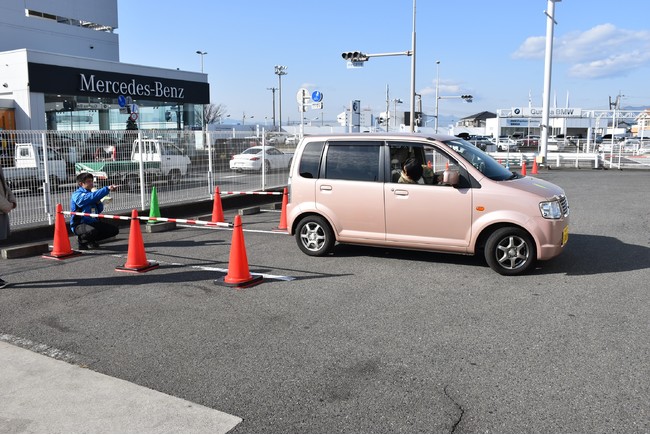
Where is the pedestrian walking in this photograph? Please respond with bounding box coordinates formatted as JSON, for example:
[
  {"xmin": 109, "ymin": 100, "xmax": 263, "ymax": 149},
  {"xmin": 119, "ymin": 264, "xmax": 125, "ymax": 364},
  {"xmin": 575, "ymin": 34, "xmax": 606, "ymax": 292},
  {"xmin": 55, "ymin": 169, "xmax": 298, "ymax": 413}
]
[{"xmin": 0, "ymin": 163, "xmax": 17, "ymax": 288}]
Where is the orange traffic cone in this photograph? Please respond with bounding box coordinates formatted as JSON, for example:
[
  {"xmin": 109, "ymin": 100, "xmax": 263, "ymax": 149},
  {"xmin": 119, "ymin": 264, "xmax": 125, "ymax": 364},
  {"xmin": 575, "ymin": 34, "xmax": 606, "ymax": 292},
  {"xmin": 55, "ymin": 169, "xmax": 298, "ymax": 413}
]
[
  {"xmin": 212, "ymin": 186, "xmax": 224, "ymax": 223},
  {"xmin": 214, "ymin": 215, "xmax": 263, "ymax": 288},
  {"xmin": 521, "ymin": 161, "xmax": 527, "ymax": 176},
  {"xmin": 43, "ymin": 203, "xmax": 82, "ymax": 260},
  {"xmin": 276, "ymin": 188, "xmax": 288, "ymax": 231},
  {"xmin": 532, "ymin": 158, "xmax": 539, "ymax": 174},
  {"xmin": 115, "ymin": 209, "xmax": 159, "ymax": 273}
]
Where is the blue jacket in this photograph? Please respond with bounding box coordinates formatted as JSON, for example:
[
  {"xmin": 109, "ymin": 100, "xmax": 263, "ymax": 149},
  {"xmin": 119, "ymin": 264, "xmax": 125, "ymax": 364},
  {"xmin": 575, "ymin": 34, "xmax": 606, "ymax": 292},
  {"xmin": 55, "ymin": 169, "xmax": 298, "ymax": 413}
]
[{"xmin": 70, "ymin": 186, "xmax": 110, "ymax": 232}]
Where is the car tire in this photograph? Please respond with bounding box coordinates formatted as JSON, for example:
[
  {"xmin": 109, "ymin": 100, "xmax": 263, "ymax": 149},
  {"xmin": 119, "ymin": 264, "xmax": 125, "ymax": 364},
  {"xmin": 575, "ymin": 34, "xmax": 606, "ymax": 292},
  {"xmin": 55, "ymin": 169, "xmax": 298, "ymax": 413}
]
[
  {"xmin": 124, "ymin": 174, "xmax": 140, "ymax": 193},
  {"xmin": 168, "ymin": 169, "xmax": 181, "ymax": 185},
  {"xmin": 484, "ymin": 227, "xmax": 536, "ymax": 275},
  {"xmin": 295, "ymin": 215, "xmax": 335, "ymax": 256}
]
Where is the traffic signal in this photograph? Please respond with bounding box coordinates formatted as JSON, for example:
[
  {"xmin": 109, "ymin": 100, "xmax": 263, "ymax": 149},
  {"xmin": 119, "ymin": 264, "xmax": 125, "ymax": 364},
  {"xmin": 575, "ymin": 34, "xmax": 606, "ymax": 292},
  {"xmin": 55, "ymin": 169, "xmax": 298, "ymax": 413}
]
[
  {"xmin": 461, "ymin": 94, "xmax": 473, "ymax": 102},
  {"xmin": 341, "ymin": 51, "xmax": 368, "ymax": 62},
  {"xmin": 404, "ymin": 111, "xmax": 422, "ymax": 127}
]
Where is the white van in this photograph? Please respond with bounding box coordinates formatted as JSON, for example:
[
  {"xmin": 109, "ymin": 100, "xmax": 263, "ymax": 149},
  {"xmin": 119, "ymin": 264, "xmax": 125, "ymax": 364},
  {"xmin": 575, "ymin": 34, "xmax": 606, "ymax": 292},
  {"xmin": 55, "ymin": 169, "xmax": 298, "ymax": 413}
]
[{"xmin": 286, "ymin": 133, "xmax": 570, "ymax": 275}]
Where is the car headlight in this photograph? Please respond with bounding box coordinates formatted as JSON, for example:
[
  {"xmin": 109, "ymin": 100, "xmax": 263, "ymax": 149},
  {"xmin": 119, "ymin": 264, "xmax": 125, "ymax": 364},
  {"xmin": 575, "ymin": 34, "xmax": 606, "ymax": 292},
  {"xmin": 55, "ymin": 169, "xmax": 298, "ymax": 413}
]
[{"xmin": 539, "ymin": 200, "xmax": 562, "ymax": 219}]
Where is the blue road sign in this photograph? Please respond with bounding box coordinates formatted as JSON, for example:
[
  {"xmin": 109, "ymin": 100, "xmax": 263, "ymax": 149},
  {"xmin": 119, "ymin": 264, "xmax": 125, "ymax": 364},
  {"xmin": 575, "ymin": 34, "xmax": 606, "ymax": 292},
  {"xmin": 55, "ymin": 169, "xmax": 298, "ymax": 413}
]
[
  {"xmin": 311, "ymin": 90, "xmax": 323, "ymax": 103},
  {"xmin": 117, "ymin": 95, "xmax": 126, "ymax": 107}
]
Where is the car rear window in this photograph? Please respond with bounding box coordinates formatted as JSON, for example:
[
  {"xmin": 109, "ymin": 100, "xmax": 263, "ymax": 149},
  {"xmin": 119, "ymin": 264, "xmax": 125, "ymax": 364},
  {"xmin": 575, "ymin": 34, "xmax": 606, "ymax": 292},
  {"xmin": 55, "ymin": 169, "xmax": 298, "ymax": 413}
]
[{"xmin": 298, "ymin": 141, "xmax": 325, "ymax": 179}]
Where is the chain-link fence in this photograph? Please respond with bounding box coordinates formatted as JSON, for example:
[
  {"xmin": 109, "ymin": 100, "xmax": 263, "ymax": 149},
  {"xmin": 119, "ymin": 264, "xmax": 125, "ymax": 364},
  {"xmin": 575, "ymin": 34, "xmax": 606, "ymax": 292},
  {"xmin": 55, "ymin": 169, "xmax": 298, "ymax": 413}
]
[{"xmin": 0, "ymin": 129, "xmax": 296, "ymax": 229}]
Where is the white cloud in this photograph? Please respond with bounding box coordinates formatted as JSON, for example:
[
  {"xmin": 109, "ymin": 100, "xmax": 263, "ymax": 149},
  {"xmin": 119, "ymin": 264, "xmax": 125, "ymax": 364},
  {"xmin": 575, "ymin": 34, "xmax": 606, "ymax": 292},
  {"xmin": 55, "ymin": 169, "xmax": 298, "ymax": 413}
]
[
  {"xmin": 419, "ymin": 81, "xmax": 464, "ymax": 97},
  {"xmin": 512, "ymin": 24, "xmax": 650, "ymax": 79}
]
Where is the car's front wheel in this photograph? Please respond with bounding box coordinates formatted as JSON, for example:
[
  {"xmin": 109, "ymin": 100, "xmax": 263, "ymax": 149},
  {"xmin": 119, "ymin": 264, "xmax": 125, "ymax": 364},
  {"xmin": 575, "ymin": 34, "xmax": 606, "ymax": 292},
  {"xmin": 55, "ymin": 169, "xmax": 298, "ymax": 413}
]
[
  {"xmin": 295, "ymin": 215, "xmax": 335, "ymax": 256},
  {"xmin": 484, "ymin": 227, "xmax": 536, "ymax": 275}
]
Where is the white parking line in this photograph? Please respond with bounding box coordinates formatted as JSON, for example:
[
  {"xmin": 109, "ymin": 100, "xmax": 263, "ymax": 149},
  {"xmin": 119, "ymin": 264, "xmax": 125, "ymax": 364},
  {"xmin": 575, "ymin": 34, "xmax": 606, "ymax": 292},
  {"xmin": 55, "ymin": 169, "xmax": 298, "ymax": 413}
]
[{"xmin": 109, "ymin": 255, "xmax": 296, "ymax": 281}]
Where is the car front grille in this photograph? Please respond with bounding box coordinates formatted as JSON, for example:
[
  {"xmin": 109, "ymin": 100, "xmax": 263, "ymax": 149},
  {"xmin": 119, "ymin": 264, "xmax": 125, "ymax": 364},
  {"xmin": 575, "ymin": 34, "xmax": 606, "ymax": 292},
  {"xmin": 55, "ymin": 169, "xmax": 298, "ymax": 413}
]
[{"xmin": 558, "ymin": 195, "xmax": 570, "ymax": 217}]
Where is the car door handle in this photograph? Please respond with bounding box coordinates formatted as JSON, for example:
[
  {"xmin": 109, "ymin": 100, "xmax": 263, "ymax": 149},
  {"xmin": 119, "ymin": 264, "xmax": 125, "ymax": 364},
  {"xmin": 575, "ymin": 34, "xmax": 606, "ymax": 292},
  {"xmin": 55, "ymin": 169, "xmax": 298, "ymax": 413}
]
[
  {"xmin": 393, "ymin": 189, "xmax": 409, "ymax": 196},
  {"xmin": 320, "ymin": 185, "xmax": 332, "ymax": 191}
]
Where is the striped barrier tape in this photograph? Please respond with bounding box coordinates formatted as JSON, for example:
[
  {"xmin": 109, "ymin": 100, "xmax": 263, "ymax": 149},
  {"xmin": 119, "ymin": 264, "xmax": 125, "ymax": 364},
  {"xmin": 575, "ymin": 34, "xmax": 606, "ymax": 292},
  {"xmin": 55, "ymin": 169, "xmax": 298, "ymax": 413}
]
[
  {"xmin": 62, "ymin": 211, "xmax": 232, "ymax": 228},
  {"xmin": 221, "ymin": 191, "xmax": 283, "ymax": 196}
]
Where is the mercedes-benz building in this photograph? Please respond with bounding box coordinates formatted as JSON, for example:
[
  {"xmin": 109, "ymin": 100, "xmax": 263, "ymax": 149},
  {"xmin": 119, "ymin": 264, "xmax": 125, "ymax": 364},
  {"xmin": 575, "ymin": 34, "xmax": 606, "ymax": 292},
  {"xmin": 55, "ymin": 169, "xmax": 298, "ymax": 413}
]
[{"xmin": 0, "ymin": 0, "xmax": 209, "ymax": 131}]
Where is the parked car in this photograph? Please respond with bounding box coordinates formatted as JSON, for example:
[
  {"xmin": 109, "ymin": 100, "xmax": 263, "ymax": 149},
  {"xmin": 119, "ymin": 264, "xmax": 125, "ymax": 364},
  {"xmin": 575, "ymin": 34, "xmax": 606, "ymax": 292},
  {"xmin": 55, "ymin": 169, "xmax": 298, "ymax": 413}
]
[
  {"xmin": 497, "ymin": 138, "xmax": 519, "ymax": 152},
  {"xmin": 229, "ymin": 146, "xmax": 293, "ymax": 172},
  {"xmin": 468, "ymin": 137, "xmax": 493, "ymax": 151},
  {"xmin": 213, "ymin": 137, "xmax": 261, "ymax": 162},
  {"xmin": 622, "ymin": 138, "xmax": 641, "ymax": 152},
  {"xmin": 517, "ymin": 135, "xmax": 540, "ymax": 147},
  {"xmin": 285, "ymin": 135, "xmax": 299, "ymax": 146}
]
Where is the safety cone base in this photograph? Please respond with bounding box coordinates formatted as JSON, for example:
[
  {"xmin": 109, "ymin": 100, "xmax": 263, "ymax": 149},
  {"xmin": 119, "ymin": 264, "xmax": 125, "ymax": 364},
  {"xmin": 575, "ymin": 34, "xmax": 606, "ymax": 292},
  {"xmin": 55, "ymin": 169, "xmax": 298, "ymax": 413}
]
[
  {"xmin": 214, "ymin": 273, "xmax": 263, "ymax": 289},
  {"xmin": 115, "ymin": 261, "xmax": 159, "ymax": 273},
  {"xmin": 42, "ymin": 250, "xmax": 83, "ymax": 260}
]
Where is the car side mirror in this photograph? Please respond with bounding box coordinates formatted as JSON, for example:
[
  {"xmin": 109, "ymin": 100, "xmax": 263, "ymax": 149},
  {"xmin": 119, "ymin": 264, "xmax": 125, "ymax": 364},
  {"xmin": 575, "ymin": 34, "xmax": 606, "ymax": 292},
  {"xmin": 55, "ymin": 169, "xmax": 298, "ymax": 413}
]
[{"xmin": 443, "ymin": 169, "xmax": 460, "ymax": 187}]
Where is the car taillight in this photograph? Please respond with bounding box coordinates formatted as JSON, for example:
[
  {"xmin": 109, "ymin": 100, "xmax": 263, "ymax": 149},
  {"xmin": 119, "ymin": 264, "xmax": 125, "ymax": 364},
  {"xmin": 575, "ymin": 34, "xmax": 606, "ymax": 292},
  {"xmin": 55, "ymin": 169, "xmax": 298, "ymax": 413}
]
[{"xmin": 250, "ymin": 157, "xmax": 260, "ymax": 161}]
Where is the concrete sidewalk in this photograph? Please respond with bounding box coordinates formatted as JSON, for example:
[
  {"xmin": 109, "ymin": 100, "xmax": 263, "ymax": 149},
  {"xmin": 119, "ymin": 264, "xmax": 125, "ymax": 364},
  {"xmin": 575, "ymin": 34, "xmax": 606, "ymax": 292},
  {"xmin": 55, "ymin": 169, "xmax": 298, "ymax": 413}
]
[{"xmin": 0, "ymin": 341, "xmax": 241, "ymax": 433}]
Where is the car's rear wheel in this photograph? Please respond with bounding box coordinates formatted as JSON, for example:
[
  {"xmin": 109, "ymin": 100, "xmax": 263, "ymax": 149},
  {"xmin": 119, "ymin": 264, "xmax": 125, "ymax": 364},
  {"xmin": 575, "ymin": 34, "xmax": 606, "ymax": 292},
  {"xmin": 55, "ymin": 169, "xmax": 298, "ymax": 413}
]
[
  {"xmin": 484, "ymin": 227, "xmax": 536, "ymax": 275},
  {"xmin": 295, "ymin": 215, "xmax": 334, "ymax": 256}
]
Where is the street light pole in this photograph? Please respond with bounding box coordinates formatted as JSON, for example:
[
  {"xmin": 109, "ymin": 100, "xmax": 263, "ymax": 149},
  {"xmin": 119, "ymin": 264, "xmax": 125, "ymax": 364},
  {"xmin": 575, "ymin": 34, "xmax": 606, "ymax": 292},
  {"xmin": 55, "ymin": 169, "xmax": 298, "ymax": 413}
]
[
  {"xmin": 196, "ymin": 50, "xmax": 207, "ymax": 73},
  {"xmin": 540, "ymin": 0, "xmax": 561, "ymax": 165},
  {"xmin": 274, "ymin": 65, "xmax": 288, "ymax": 131},
  {"xmin": 409, "ymin": 0, "xmax": 417, "ymax": 133},
  {"xmin": 435, "ymin": 60, "xmax": 440, "ymax": 133}
]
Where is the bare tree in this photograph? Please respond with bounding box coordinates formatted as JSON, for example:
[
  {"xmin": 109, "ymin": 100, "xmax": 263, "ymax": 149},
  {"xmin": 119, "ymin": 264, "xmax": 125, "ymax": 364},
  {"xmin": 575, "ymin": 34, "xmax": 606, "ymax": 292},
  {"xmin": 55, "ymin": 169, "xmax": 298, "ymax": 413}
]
[{"xmin": 196, "ymin": 103, "xmax": 228, "ymax": 129}]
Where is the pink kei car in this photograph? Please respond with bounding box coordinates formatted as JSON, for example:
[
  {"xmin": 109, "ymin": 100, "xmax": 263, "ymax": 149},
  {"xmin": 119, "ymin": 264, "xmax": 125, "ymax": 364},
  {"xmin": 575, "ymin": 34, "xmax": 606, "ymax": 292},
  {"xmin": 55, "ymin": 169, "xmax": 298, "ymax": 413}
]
[{"xmin": 286, "ymin": 133, "xmax": 570, "ymax": 275}]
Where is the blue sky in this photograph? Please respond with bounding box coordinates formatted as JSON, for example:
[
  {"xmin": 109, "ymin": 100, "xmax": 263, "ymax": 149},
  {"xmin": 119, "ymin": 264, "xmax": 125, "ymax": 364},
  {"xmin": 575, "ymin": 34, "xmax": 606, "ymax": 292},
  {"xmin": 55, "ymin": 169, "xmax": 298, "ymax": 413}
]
[{"xmin": 117, "ymin": 0, "xmax": 650, "ymax": 125}]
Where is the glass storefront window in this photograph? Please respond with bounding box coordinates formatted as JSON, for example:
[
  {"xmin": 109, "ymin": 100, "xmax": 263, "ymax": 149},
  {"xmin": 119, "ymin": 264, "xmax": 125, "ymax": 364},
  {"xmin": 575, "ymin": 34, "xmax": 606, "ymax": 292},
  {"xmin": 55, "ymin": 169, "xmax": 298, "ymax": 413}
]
[{"xmin": 44, "ymin": 94, "xmax": 200, "ymax": 131}]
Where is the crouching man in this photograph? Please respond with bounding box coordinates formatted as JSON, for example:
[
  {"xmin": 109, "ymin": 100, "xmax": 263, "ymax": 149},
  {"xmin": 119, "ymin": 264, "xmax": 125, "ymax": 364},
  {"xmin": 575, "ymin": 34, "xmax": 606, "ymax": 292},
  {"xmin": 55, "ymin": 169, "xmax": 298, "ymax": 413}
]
[{"xmin": 70, "ymin": 172, "xmax": 119, "ymax": 250}]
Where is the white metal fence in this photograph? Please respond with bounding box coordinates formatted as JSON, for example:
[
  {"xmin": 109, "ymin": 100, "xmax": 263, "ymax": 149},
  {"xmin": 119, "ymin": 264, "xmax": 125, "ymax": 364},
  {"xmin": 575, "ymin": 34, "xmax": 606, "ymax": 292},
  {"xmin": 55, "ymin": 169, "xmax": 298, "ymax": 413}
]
[
  {"xmin": 2, "ymin": 129, "xmax": 648, "ymax": 229},
  {"xmin": 1, "ymin": 129, "xmax": 296, "ymax": 229}
]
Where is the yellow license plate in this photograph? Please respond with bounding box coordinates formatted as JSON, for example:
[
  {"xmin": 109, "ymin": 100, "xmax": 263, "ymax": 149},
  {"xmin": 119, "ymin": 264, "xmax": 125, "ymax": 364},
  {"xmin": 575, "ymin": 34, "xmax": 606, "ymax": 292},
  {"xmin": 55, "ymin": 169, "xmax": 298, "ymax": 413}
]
[{"xmin": 562, "ymin": 225, "xmax": 569, "ymax": 245}]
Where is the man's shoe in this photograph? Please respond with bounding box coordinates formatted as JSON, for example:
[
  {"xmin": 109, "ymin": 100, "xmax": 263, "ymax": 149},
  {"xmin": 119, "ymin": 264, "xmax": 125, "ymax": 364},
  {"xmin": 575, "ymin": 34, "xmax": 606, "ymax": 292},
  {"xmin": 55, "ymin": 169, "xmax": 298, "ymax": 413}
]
[
  {"xmin": 78, "ymin": 242, "xmax": 99, "ymax": 250},
  {"xmin": 0, "ymin": 279, "xmax": 9, "ymax": 289}
]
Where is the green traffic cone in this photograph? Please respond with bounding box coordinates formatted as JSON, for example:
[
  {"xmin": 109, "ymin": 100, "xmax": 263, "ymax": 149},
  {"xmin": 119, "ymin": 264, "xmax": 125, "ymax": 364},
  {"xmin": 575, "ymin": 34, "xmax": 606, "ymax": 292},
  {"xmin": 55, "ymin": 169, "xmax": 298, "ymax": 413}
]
[{"xmin": 148, "ymin": 186, "xmax": 161, "ymax": 224}]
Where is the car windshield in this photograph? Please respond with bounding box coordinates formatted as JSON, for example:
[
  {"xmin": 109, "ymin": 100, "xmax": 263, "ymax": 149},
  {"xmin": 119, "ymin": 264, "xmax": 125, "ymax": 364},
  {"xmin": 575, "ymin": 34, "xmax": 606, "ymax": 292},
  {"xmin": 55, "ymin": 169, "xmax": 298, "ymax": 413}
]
[
  {"xmin": 443, "ymin": 138, "xmax": 517, "ymax": 181},
  {"xmin": 242, "ymin": 148, "xmax": 261, "ymax": 155}
]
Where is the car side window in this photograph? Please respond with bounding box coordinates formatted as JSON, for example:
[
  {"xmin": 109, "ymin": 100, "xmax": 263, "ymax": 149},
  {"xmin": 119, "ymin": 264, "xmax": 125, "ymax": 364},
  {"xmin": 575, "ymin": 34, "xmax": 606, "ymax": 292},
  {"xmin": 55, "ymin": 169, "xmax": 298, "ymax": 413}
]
[
  {"xmin": 323, "ymin": 142, "xmax": 381, "ymax": 182},
  {"xmin": 298, "ymin": 141, "xmax": 325, "ymax": 179}
]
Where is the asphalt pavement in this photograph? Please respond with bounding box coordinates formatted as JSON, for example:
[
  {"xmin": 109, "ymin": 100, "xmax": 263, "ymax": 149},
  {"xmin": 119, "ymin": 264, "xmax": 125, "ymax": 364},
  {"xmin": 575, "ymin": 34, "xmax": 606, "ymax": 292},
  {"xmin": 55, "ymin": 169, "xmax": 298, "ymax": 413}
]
[{"xmin": 0, "ymin": 168, "xmax": 648, "ymax": 433}]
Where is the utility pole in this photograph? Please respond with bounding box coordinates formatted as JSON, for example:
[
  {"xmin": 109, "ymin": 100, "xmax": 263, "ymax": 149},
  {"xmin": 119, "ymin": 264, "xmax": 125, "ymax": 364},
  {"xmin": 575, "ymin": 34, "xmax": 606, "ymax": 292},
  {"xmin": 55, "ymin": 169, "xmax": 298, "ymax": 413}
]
[
  {"xmin": 267, "ymin": 87, "xmax": 278, "ymax": 129},
  {"xmin": 274, "ymin": 65, "xmax": 288, "ymax": 131}
]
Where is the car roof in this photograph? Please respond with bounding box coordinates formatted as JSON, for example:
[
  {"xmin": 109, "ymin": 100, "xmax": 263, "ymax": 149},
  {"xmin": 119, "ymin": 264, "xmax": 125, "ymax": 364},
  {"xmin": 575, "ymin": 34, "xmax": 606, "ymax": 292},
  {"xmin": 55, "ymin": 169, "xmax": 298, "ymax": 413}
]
[{"xmin": 300, "ymin": 132, "xmax": 459, "ymax": 143}]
